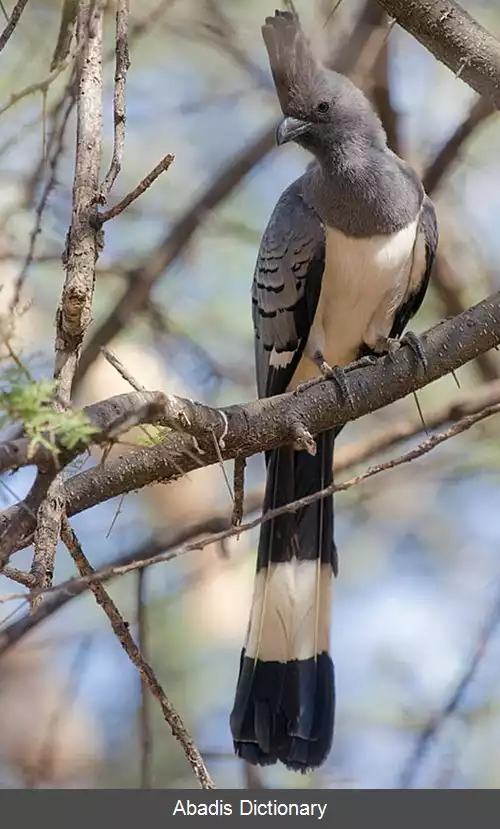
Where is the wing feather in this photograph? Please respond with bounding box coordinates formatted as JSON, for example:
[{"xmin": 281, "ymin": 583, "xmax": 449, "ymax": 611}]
[
  {"xmin": 252, "ymin": 179, "xmax": 325, "ymax": 398},
  {"xmin": 389, "ymin": 195, "xmax": 438, "ymax": 339}
]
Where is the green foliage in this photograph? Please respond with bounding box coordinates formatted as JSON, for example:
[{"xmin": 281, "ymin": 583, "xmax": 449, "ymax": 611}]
[{"xmin": 0, "ymin": 361, "xmax": 97, "ymax": 457}]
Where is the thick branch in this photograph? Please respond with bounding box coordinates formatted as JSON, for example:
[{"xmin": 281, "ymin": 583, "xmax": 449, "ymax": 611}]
[
  {"xmin": 55, "ymin": 0, "xmax": 104, "ymax": 401},
  {"xmin": 0, "ymin": 392, "xmax": 170, "ymax": 567},
  {"xmin": 2, "ymin": 289, "xmax": 500, "ymax": 560},
  {"xmin": 0, "ymin": 391, "xmax": 171, "ymax": 476},
  {"xmin": 1, "ymin": 394, "xmax": 499, "ymax": 657},
  {"xmin": 27, "ymin": 0, "xmax": 105, "ymax": 608},
  {"xmin": 376, "ymin": 0, "xmax": 500, "ymax": 108}
]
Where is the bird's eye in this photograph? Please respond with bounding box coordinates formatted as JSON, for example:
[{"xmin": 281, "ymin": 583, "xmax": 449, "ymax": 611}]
[{"xmin": 317, "ymin": 101, "xmax": 330, "ymax": 114}]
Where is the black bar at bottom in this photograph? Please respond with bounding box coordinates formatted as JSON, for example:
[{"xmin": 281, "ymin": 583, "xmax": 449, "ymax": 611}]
[{"xmin": 0, "ymin": 789, "xmax": 496, "ymax": 827}]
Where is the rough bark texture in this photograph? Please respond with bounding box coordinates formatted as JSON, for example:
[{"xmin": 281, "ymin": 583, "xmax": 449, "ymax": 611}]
[
  {"xmin": 376, "ymin": 0, "xmax": 500, "ymax": 108},
  {"xmin": 1, "ymin": 288, "xmax": 500, "ymax": 561}
]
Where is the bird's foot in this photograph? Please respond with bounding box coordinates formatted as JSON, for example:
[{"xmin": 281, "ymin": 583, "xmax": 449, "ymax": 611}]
[
  {"xmin": 344, "ymin": 354, "xmax": 379, "ymax": 372},
  {"xmin": 295, "ymin": 353, "xmax": 355, "ymax": 413},
  {"xmin": 372, "ymin": 331, "xmax": 428, "ymax": 373}
]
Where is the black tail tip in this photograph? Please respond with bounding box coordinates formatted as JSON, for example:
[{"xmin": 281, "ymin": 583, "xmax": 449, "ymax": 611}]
[{"xmin": 230, "ymin": 652, "xmax": 335, "ymax": 772}]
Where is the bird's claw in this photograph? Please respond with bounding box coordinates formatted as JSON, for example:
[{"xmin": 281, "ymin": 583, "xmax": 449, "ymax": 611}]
[
  {"xmin": 344, "ymin": 354, "xmax": 379, "ymax": 372},
  {"xmin": 315, "ymin": 356, "xmax": 356, "ymax": 413},
  {"xmin": 400, "ymin": 331, "xmax": 428, "ymax": 373},
  {"xmin": 373, "ymin": 331, "xmax": 427, "ymax": 373}
]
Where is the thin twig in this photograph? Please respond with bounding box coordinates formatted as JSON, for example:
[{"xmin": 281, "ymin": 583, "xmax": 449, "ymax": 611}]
[
  {"xmin": 99, "ymin": 152, "xmax": 175, "ymax": 222},
  {"xmin": 2, "ymin": 565, "xmax": 36, "ymax": 588},
  {"xmin": 19, "ymin": 66, "xmax": 78, "ymax": 208},
  {"xmin": 423, "ymin": 96, "xmax": 495, "ymax": 194},
  {"xmin": 75, "ymin": 0, "xmax": 381, "ymax": 387},
  {"xmin": 10, "ymin": 95, "xmax": 75, "ymax": 312},
  {"xmin": 137, "ymin": 569, "xmax": 152, "ymax": 789},
  {"xmin": 106, "ymin": 492, "xmax": 126, "ymax": 538},
  {"xmin": 127, "ymin": 0, "xmax": 177, "ymax": 45},
  {"xmin": 211, "ymin": 428, "xmax": 233, "ymax": 502},
  {"xmin": 27, "ymin": 633, "xmax": 94, "ymax": 787},
  {"xmin": 399, "ymin": 584, "xmax": 500, "ymax": 788},
  {"xmin": 101, "ymin": 346, "xmax": 146, "ymax": 391},
  {"xmin": 3, "ymin": 295, "xmax": 500, "ymax": 564},
  {"xmin": 99, "ymin": 0, "xmax": 130, "ymax": 202},
  {"xmin": 50, "ymin": 0, "xmax": 78, "ymax": 71},
  {"xmin": 60, "ymin": 517, "xmax": 215, "ymax": 789},
  {"xmin": 2, "ymin": 396, "xmax": 499, "ymax": 612},
  {"xmin": 0, "ymin": 53, "xmax": 73, "ymax": 118},
  {"xmin": 0, "ymin": 0, "xmax": 29, "ymax": 54}
]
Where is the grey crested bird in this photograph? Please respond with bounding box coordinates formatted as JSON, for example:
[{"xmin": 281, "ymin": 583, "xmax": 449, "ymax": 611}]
[{"xmin": 230, "ymin": 9, "xmax": 438, "ymax": 772}]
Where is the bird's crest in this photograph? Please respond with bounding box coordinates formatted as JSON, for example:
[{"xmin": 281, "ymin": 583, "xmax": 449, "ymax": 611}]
[{"xmin": 262, "ymin": 9, "xmax": 322, "ymax": 117}]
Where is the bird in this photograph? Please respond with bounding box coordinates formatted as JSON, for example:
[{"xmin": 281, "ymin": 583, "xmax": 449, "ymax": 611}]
[{"xmin": 229, "ymin": 8, "xmax": 438, "ymax": 772}]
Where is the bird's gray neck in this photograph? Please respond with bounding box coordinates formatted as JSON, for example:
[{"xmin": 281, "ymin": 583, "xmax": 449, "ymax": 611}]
[{"xmin": 302, "ymin": 147, "xmax": 423, "ymax": 238}]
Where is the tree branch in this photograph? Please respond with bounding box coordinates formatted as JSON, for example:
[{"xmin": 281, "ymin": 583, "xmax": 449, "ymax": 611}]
[
  {"xmin": 1, "ymin": 289, "xmax": 500, "ymax": 562},
  {"xmin": 55, "ymin": 0, "xmax": 104, "ymax": 403},
  {"xmin": 399, "ymin": 582, "xmax": 500, "ymax": 788},
  {"xmin": 73, "ymin": 2, "xmax": 391, "ymax": 388},
  {"xmin": 99, "ymin": 152, "xmax": 175, "ymax": 222},
  {"xmin": 137, "ymin": 570, "xmax": 152, "ymax": 789},
  {"xmin": 60, "ymin": 519, "xmax": 214, "ymax": 789},
  {"xmin": 73, "ymin": 123, "xmax": 277, "ymax": 386},
  {"xmin": 423, "ymin": 95, "xmax": 495, "ymax": 194},
  {"xmin": 376, "ymin": 0, "xmax": 500, "ymax": 108},
  {"xmin": 1, "ymin": 390, "xmax": 499, "ymax": 658},
  {"xmin": 0, "ymin": 391, "xmax": 170, "ymax": 477},
  {"xmin": 0, "ymin": 0, "xmax": 29, "ymax": 54},
  {"xmin": 99, "ymin": 0, "xmax": 130, "ymax": 202}
]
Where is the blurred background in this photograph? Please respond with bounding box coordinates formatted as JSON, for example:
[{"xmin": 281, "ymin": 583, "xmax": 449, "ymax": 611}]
[{"xmin": 0, "ymin": 0, "xmax": 500, "ymax": 789}]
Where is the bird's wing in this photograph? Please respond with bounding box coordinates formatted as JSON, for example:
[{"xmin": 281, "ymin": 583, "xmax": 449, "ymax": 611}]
[
  {"xmin": 252, "ymin": 179, "xmax": 325, "ymax": 399},
  {"xmin": 390, "ymin": 195, "xmax": 438, "ymax": 339}
]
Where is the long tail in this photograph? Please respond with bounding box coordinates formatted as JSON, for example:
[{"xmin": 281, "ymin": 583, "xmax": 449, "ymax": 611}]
[{"xmin": 230, "ymin": 429, "xmax": 337, "ymax": 772}]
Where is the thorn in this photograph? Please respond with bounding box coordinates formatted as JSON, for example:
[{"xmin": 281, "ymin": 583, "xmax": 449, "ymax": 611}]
[
  {"xmin": 211, "ymin": 428, "xmax": 233, "ymax": 501},
  {"xmin": 455, "ymin": 58, "xmax": 469, "ymax": 79},
  {"xmin": 413, "ymin": 391, "xmax": 429, "ymax": 436},
  {"xmin": 451, "ymin": 369, "xmax": 461, "ymax": 389},
  {"xmin": 191, "ymin": 435, "xmax": 205, "ymax": 455}
]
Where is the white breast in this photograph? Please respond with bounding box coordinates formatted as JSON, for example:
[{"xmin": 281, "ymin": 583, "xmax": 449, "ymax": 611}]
[{"xmin": 290, "ymin": 218, "xmax": 422, "ymax": 388}]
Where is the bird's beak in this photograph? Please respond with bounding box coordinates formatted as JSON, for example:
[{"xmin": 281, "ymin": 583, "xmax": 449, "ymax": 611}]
[{"xmin": 276, "ymin": 116, "xmax": 311, "ymax": 146}]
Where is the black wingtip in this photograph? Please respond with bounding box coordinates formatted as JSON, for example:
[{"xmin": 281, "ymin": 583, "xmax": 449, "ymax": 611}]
[{"xmin": 230, "ymin": 652, "xmax": 335, "ymax": 772}]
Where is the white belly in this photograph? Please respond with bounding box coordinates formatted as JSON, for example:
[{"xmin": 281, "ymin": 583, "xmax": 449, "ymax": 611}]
[{"xmin": 290, "ymin": 218, "xmax": 423, "ymax": 388}]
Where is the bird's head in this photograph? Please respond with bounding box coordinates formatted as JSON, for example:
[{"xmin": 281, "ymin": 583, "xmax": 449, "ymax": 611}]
[{"xmin": 262, "ymin": 9, "xmax": 385, "ymax": 160}]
